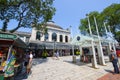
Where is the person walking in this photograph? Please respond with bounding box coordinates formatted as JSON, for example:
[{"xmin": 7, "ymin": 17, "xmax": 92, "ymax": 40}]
[
  {"xmin": 109, "ymin": 49, "xmax": 119, "ymax": 74},
  {"xmin": 54, "ymin": 50, "xmax": 59, "ymax": 60},
  {"xmin": 116, "ymin": 48, "xmax": 120, "ymax": 67}
]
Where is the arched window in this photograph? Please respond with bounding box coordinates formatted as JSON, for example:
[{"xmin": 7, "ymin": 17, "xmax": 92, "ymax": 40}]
[
  {"xmin": 65, "ymin": 36, "xmax": 68, "ymax": 42},
  {"xmin": 60, "ymin": 35, "xmax": 63, "ymax": 42},
  {"xmin": 52, "ymin": 32, "xmax": 57, "ymax": 41},
  {"xmin": 36, "ymin": 31, "xmax": 41, "ymax": 40},
  {"xmin": 44, "ymin": 33, "xmax": 49, "ymax": 41}
]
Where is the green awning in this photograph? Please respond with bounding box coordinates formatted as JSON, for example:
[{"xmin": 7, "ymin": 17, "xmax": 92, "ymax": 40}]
[{"xmin": 0, "ymin": 32, "xmax": 26, "ymax": 48}]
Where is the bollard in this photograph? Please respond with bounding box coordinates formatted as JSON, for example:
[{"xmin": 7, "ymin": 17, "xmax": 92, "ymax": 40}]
[{"xmin": 72, "ymin": 56, "xmax": 76, "ymax": 63}]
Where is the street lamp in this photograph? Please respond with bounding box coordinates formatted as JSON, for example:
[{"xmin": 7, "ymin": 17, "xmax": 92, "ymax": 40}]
[
  {"xmin": 86, "ymin": 14, "xmax": 98, "ymax": 68},
  {"xmin": 52, "ymin": 33, "xmax": 57, "ymax": 56}
]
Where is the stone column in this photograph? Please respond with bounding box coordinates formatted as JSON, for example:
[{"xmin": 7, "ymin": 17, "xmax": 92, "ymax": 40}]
[
  {"xmin": 41, "ymin": 35, "xmax": 45, "ymax": 41},
  {"xmin": 57, "ymin": 33, "xmax": 60, "ymax": 42},
  {"xmin": 91, "ymin": 40, "xmax": 98, "ymax": 68},
  {"xmin": 30, "ymin": 28, "xmax": 37, "ymax": 41},
  {"xmin": 48, "ymin": 32, "xmax": 52, "ymax": 42},
  {"xmin": 97, "ymin": 41, "xmax": 106, "ymax": 66},
  {"xmin": 63, "ymin": 35, "xmax": 65, "ymax": 43}
]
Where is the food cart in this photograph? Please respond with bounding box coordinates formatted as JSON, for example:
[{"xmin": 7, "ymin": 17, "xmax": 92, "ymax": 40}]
[{"xmin": 0, "ymin": 32, "xmax": 26, "ymax": 80}]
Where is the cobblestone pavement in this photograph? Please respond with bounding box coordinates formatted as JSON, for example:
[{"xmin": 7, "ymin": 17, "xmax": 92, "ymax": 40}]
[{"xmin": 27, "ymin": 56, "xmax": 116, "ymax": 80}]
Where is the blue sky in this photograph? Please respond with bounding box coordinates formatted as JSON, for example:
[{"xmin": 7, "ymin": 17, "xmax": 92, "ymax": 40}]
[
  {"xmin": 0, "ymin": 0, "xmax": 119, "ymax": 36},
  {"xmin": 52, "ymin": 0, "xmax": 119, "ymax": 36}
]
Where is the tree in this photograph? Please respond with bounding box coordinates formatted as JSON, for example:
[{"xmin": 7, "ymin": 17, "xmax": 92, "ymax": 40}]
[
  {"xmin": 101, "ymin": 3, "xmax": 120, "ymax": 42},
  {"xmin": 0, "ymin": 0, "xmax": 56, "ymax": 33},
  {"xmin": 79, "ymin": 11, "xmax": 104, "ymax": 36},
  {"xmin": 79, "ymin": 3, "xmax": 120, "ymax": 43}
]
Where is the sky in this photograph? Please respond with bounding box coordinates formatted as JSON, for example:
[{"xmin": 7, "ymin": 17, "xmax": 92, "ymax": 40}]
[
  {"xmin": 52, "ymin": 0, "xmax": 119, "ymax": 36},
  {"xmin": 0, "ymin": 0, "xmax": 119, "ymax": 36}
]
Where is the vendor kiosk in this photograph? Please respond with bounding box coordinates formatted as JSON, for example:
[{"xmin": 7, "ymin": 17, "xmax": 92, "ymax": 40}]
[{"xmin": 0, "ymin": 32, "xmax": 26, "ymax": 80}]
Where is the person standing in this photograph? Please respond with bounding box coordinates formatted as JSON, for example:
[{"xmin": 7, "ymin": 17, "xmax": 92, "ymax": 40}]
[
  {"xmin": 109, "ymin": 49, "xmax": 119, "ymax": 74},
  {"xmin": 116, "ymin": 48, "xmax": 120, "ymax": 67},
  {"xmin": 27, "ymin": 51, "xmax": 33, "ymax": 74}
]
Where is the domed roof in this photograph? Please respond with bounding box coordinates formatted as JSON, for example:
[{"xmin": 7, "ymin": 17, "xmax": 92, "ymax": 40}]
[{"xmin": 46, "ymin": 21, "xmax": 63, "ymax": 29}]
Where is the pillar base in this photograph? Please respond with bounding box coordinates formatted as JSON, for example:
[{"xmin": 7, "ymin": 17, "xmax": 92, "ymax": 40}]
[
  {"xmin": 101, "ymin": 64, "xmax": 107, "ymax": 66},
  {"xmin": 92, "ymin": 66, "xmax": 99, "ymax": 69}
]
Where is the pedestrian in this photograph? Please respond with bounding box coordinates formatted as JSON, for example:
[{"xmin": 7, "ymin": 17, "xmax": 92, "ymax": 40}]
[
  {"xmin": 54, "ymin": 50, "xmax": 59, "ymax": 60},
  {"xmin": 116, "ymin": 48, "xmax": 120, "ymax": 67},
  {"xmin": 27, "ymin": 51, "xmax": 33, "ymax": 74},
  {"xmin": 109, "ymin": 49, "xmax": 119, "ymax": 74}
]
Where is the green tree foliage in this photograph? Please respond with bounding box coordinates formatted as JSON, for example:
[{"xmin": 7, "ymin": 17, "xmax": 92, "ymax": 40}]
[
  {"xmin": 0, "ymin": 0, "xmax": 56, "ymax": 33},
  {"xmin": 101, "ymin": 3, "xmax": 120, "ymax": 41},
  {"xmin": 115, "ymin": 31, "xmax": 120, "ymax": 43},
  {"xmin": 79, "ymin": 3, "xmax": 120, "ymax": 42},
  {"xmin": 79, "ymin": 11, "xmax": 104, "ymax": 36}
]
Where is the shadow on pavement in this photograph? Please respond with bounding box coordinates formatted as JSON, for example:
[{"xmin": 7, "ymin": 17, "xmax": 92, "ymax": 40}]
[
  {"xmin": 63, "ymin": 58, "xmax": 90, "ymax": 66},
  {"xmin": 32, "ymin": 58, "xmax": 48, "ymax": 66},
  {"xmin": 104, "ymin": 69, "xmax": 114, "ymax": 74}
]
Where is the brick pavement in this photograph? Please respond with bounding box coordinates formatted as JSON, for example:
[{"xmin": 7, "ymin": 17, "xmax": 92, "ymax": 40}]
[{"xmin": 97, "ymin": 72, "xmax": 120, "ymax": 80}]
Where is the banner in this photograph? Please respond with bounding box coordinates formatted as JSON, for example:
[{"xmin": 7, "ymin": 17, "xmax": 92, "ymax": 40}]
[{"xmin": 3, "ymin": 49, "xmax": 16, "ymax": 77}]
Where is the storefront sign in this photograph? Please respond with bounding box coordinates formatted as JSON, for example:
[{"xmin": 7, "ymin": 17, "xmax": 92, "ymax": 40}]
[{"xmin": 0, "ymin": 33, "xmax": 17, "ymax": 40}]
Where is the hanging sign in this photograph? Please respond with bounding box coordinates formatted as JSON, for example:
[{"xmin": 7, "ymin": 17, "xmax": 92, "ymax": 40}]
[{"xmin": 0, "ymin": 33, "xmax": 17, "ymax": 40}]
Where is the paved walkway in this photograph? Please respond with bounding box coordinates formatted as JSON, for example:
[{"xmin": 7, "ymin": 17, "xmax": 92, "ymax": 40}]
[
  {"xmin": 98, "ymin": 72, "xmax": 120, "ymax": 80},
  {"xmin": 27, "ymin": 56, "xmax": 119, "ymax": 80}
]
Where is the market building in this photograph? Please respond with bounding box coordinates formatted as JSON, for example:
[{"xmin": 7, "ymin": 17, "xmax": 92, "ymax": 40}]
[{"xmin": 29, "ymin": 21, "xmax": 72, "ymax": 57}]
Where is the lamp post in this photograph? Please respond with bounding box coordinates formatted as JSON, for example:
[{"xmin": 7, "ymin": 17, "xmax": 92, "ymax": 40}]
[
  {"xmin": 52, "ymin": 33, "xmax": 56, "ymax": 56},
  {"xmin": 86, "ymin": 14, "xmax": 98, "ymax": 68}
]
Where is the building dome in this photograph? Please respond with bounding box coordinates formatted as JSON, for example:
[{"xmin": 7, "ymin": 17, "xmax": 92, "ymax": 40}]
[{"xmin": 46, "ymin": 21, "xmax": 63, "ymax": 29}]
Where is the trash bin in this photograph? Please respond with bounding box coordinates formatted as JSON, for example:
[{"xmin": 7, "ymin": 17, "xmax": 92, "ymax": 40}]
[{"xmin": 72, "ymin": 56, "xmax": 76, "ymax": 63}]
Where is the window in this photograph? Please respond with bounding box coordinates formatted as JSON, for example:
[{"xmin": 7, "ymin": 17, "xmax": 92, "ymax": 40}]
[
  {"xmin": 44, "ymin": 33, "xmax": 49, "ymax": 41},
  {"xmin": 36, "ymin": 31, "xmax": 41, "ymax": 40},
  {"xmin": 65, "ymin": 36, "xmax": 68, "ymax": 42},
  {"xmin": 52, "ymin": 32, "xmax": 57, "ymax": 41},
  {"xmin": 60, "ymin": 35, "xmax": 63, "ymax": 42}
]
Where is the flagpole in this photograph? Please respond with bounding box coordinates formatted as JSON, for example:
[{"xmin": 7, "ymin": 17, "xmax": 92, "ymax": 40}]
[
  {"xmin": 108, "ymin": 25, "xmax": 116, "ymax": 53},
  {"xmin": 104, "ymin": 22, "xmax": 112, "ymax": 51},
  {"xmin": 94, "ymin": 16, "xmax": 106, "ymax": 65},
  {"xmin": 86, "ymin": 14, "xmax": 98, "ymax": 68},
  {"xmin": 104, "ymin": 22, "xmax": 108, "ymax": 35}
]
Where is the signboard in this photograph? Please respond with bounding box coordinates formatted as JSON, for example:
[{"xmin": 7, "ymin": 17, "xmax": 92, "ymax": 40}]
[{"xmin": 0, "ymin": 33, "xmax": 17, "ymax": 40}]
